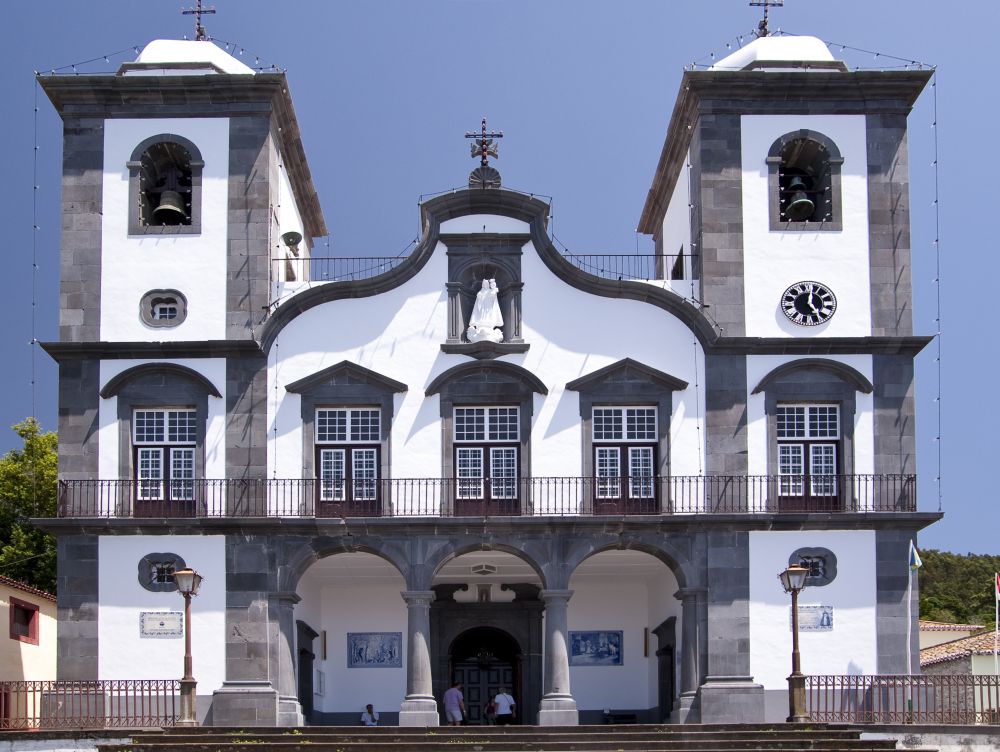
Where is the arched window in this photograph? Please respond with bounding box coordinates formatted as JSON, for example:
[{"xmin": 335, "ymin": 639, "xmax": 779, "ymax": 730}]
[
  {"xmin": 139, "ymin": 289, "xmax": 188, "ymax": 328},
  {"xmin": 127, "ymin": 134, "xmax": 204, "ymax": 235},
  {"xmin": 766, "ymin": 130, "xmax": 843, "ymax": 231}
]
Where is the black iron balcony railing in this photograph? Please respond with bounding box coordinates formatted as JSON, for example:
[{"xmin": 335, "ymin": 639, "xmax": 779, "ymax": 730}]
[{"xmin": 56, "ymin": 474, "xmax": 916, "ymax": 519}]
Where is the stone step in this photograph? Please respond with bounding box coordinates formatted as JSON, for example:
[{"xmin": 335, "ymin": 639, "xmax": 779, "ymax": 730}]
[{"xmin": 101, "ymin": 746, "xmax": 906, "ymax": 752}]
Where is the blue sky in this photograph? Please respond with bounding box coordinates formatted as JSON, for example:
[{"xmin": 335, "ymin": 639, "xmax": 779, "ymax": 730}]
[{"xmin": 2, "ymin": 1, "xmax": 992, "ymax": 554}]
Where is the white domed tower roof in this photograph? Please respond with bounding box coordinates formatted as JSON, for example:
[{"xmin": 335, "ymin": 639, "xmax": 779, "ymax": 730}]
[
  {"xmin": 120, "ymin": 39, "xmax": 255, "ymax": 76},
  {"xmin": 710, "ymin": 35, "xmax": 845, "ymax": 72}
]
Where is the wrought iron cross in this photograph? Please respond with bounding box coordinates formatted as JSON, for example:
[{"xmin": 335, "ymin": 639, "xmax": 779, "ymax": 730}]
[
  {"xmin": 182, "ymin": 0, "xmax": 216, "ymax": 41},
  {"xmin": 750, "ymin": 0, "xmax": 783, "ymax": 37},
  {"xmin": 465, "ymin": 118, "xmax": 503, "ymax": 167}
]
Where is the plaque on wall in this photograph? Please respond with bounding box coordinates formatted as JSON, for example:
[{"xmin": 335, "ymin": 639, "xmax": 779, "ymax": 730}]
[
  {"xmin": 347, "ymin": 632, "xmax": 402, "ymax": 668},
  {"xmin": 569, "ymin": 630, "xmax": 623, "ymax": 666},
  {"xmin": 794, "ymin": 605, "xmax": 834, "ymax": 632},
  {"xmin": 140, "ymin": 611, "xmax": 184, "ymax": 638}
]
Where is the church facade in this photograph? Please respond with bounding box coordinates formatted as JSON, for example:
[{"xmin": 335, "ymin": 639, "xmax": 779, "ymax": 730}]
[{"xmin": 39, "ymin": 34, "xmax": 938, "ymax": 727}]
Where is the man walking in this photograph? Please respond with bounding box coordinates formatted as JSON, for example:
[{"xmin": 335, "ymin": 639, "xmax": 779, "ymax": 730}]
[
  {"xmin": 443, "ymin": 680, "xmax": 465, "ymax": 726},
  {"xmin": 494, "ymin": 687, "xmax": 515, "ymax": 725}
]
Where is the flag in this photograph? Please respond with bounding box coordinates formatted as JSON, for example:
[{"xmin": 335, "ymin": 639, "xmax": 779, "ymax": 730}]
[
  {"xmin": 995, "ymin": 572, "xmax": 999, "ymax": 599},
  {"xmin": 908, "ymin": 541, "xmax": 922, "ymax": 570}
]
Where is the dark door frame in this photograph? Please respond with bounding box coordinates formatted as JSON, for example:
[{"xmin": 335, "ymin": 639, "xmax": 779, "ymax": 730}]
[{"xmin": 296, "ymin": 619, "xmax": 319, "ymax": 723}]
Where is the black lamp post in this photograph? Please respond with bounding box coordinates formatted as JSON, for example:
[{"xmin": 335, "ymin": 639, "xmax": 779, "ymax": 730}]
[
  {"xmin": 174, "ymin": 567, "xmax": 203, "ymax": 727},
  {"xmin": 778, "ymin": 563, "xmax": 810, "ymax": 723}
]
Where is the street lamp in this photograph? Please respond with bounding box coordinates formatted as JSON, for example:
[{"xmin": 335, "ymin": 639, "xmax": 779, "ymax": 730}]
[
  {"xmin": 778, "ymin": 563, "xmax": 810, "ymax": 723},
  {"xmin": 174, "ymin": 567, "xmax": 203, "ymax": 727}
]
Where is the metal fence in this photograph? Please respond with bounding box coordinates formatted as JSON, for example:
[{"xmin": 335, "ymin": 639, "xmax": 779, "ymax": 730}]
[
  {"xmin": 0, "ymin": 680, "xmax": 178, "ymax": 730},
  {"xmin": 57, "ymin": 474, "xmax": 916, "ymax": 519},
  {"xmin": 807, "ymin": 674, "xmax": 1000, "ymax": 725}
]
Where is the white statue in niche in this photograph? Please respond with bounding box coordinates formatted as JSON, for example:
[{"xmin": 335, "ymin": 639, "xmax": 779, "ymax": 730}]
[{"xmin": 466, "ymin": 278, "xmax": 504, "ymax": 343}]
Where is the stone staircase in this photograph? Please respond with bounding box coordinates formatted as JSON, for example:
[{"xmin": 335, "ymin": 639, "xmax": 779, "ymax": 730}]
[{"xmin": 98, "ymin": 724, "xmax": 921, "ymax": 752}]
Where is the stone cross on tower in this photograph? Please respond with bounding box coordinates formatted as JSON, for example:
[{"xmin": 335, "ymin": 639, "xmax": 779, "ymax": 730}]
[
  {"xmin": 182, "ymin": 0, "xmax": 217, "ymax": 42},
  {"xmin": 750, "ymin": 0, "xmax": 783, "ymax": 37},
  {"xmin": 465, "ymin": 118, "xmax": 504, "ymax": 189}
]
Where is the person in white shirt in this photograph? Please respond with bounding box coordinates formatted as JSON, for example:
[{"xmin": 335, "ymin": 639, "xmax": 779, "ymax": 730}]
[
  {"xmin": 360, "ymin": 703, "xmax": 380, "ymax": 726},
  {"xmin": 494, "ymin": 688, "xmax": 515, "ymax": 725}
]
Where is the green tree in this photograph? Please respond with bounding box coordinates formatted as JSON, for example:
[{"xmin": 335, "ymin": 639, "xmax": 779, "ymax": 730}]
[
  {"xmin": 919, "ymin": 549, "xmax": 1000, "ymax": 629},
  {"xmin": 0, "ymin": 418, "xmax": 57, "ymax": 593}
]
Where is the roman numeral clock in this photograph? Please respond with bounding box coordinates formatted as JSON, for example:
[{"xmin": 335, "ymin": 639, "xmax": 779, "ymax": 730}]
[{"xmin": 781, "ymin": 281, "xmax": 837, "ymax": 326}]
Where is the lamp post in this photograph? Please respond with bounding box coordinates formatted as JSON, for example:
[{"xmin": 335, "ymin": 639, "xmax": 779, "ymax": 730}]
[
  {"xmin": 174, "ymin": 567, "xmax": 203, "ymax": 727},
  {"xmin": 778, "ymin": 564, "xmax": 810, "ymax": 723}
]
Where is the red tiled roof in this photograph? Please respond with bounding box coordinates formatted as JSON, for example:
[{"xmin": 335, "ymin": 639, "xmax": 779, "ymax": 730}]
[
  {"xmin": 919, "ymin": 619, "xmax": 985, "ymax": 632},
  {"xmin": 0, "ymin": 575, "xmax": 56, "ymax": 603},
  {"xmin": 920, "ymin": 630, "xmax": 998, "ymax": 667}
]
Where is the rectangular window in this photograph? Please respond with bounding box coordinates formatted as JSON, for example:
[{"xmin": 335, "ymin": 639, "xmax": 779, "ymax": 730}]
[
  {"xmin": 132, "ymin": 409, "xmax": 198, "ymax": 505},
  {"xmin": 628, "ymin": 446, "xmax": 655, "ymax": 499},
  {"xmin": 9, "ymin": 598, "xmax": 39, "ymax": 645},
  {"xmin": 776, "ymin": 405, "xmax": 839, "ymax": 440},
  {"xmin": 319, "ymin": 448, "xmax": 346, "ymax": 502},
  {"xmin": 453, "ymin": 407, "xmax": 520, "ymax": 505},
  {"xmin": 456, "ymin": 447, "xmax": 484, "ymax": 499},
  {"xmin": 592, "ymin": 407, "xmax": 658, "ymax": 507},
  {"xmin": 454, "ymin": 407, "xmax": 519, "ymax": 442},
  {"xmin": 593, "ymin": 407, "xmax": 656, "ymax": 442},
  {"xmin": 489, "ymin": 447, "xmax": 518, "ymax": 499},
  {"xmin": 595, "ymin": 447, "xmax": 621, "ymax": 499},
  {"xmin": 777, "ymin": 404, "xmax": 840, "ymax": 502},
  {"xmin": 316, "ymin": 409, "xmax": 380, "ymax": 443},
  {"xmin": 315, "ymin": 408, "xmax": 381, "ymax": 508}
]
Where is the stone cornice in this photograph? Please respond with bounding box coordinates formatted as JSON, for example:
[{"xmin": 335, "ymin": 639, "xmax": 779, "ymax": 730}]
[{"xmin": 41, "ymin": 340, "xmax": 263, "ymax": 362}]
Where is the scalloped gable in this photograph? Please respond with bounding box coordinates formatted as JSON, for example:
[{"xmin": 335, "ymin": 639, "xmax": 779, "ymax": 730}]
[
  {"xmin": 565, "ymin": 358, "xmax": 688, "ymax": 393},
  {"xmin": 285, "ymin": 361, "xmax": 408, "ymax": 394}
]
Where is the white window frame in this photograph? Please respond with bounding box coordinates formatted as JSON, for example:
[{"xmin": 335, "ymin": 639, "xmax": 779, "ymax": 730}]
[
  {"xmin": 591, "ymin": 406, "xmax": 657, "ymax": 501},
  {"xmin": 776, "ymin": 404, "xmax": 840, "ymax": 497},
  {"xmin": 132, "ymin": 408, "xmax": 197, "ymax": 502},
  {"xmin": 452, "ymin": 407, "xmax": 520, "ymax": 502},
  {"xmin": 315, "ymin": 408, "xmax": 381, "ymax": 505}
]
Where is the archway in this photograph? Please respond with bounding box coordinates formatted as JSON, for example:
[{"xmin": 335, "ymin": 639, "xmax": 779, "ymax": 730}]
[
  {"xmin": 449, "ymin": 627, "xmax": 521, "ymax": 725},
  {"xmin": 294, "ymin": 551, "xmax": 407, "ymax": 725},
  {"xmin": 430, "ymin": 550, "xmax": 544, "ymax": 724},
  {"xmin": 568, "ymin": 549, "xmax": 681, "ymax": 723}
]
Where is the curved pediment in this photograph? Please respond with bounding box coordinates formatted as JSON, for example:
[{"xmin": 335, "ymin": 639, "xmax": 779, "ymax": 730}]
[
  {"xmin": 751, "ymin": 358, "xmax": 874, "ymax": 395},
  {"xmin": 99, "ymin": 362, "xmax": 221, "ymax": 399},
  {"xmin": 425, "ymin": 360, "xmax": 548, "ymax": 397}
]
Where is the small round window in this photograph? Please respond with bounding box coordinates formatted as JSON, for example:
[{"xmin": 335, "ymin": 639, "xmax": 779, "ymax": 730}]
[{"xmin": 140, "ymin": 289, "xmax": 187, "ymax": 328}]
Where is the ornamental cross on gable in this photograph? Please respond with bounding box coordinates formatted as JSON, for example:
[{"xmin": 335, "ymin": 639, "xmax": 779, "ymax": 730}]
[
  {"xmin": 465, "ymin": 118, "xmax": 503, "ymax": 167},
  {"xmin": 750, "ymin": 0, "xmax": 783, "ymax": 37},
  {"xmin": 182, "ymin": 0, "xmax": 216, "ymax": 41}
]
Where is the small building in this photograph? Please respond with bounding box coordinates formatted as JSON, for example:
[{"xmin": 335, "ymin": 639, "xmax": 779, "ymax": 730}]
[
  {"xmin": 919, "ymin": 620, "xmax": 986, "ymax": 650},
  {"xmin": 0, "ymin": 576, "xmax": 57, "ymax": 681}
]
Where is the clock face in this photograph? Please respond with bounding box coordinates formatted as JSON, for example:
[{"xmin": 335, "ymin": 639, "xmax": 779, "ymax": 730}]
[{"xmin": 781, "ymin": 281, "xmax": 837, "ymax": 326}]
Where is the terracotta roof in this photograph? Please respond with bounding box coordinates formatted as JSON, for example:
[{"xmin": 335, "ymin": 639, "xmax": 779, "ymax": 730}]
[
  {"xmin": 920, "ymin": 631, "xmax": 998, "ymax": 667},
  {"xmin": 0, "ymin": 575, "xmax": 56, "ymax": 603},
  {"xmin": 919, "ymin": 619, "xmax": 985, "ymax": 632}
]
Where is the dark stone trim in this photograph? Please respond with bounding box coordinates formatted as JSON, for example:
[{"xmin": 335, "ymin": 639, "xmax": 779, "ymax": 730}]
[
  {"xmin": 708, "ymin": 335, "xmax": 932, "ymax": 356},
  {"xmin": 126, "ymin": 133, "xmax": 203, "ymax": 236},
  {"xmin": 742, "ymin": 60, "xmax": 849, "ymax": 72},
  {"xmin": 788, "ymin": 546, "xmax": 837, "ymax": 587},
  {"xmin": 285, "ymin": 361, "xmax": 408, "ymax": 395},
  {"xmin": 440, "ymin": 342, "xmax": 530, "ymax": 359},
  {"xmin": 566, "ymin": 357, "xmax": 688, "ymax": 393},
  {"xmin": 766, "ymin": 129, "xmax": 843, "ymax": 232},
  {"xmin": 58, "ymin": 359, "xmax": 100, "ymax": 483},
  {"xmin": 751, "ymin": 358, "xmax": 874, "ymax": 395},
  {"xmin": 55, "ymin": 534, "xmax": 98, "ymax": 679},
  {"xmin": 139, "ymin": 289, "xmax": 188, "ymax": 328},
  {"xmin": 872, "ymin": 354, "xmax": 916, "ymax": 476},
  {"xmin": 136, "ymin": 552, "xmax": 186, "ymax": 593},
  {"xmin": 226, "ymin": 356, "xmax": 268, "ymax": 482},
  {"xmin": 704, "ymin": 354, "xmax": 748, "ymax": 477},
  {"xmin": 100, "ymin": 363, "xmax": 222, "ymax": 399},
  {"xmin": 42, "ymin": 340, "xmax": 263, "ymax": 361},
  {"xmin": 638, "ymin": 69, "xmax": 933, "ymax": 234},
  {"xmin": 38, "ymin": 73, "xmax": 326, "ymax": 238},
  {"xmin": 425, "ymin": 361, "xmax": 548, "ymax": 397}
]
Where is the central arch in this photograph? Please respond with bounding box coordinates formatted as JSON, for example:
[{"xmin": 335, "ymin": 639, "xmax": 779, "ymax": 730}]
[{"xmin": 449, "ymin": 626, "xmax": 522, "ymax": 725}]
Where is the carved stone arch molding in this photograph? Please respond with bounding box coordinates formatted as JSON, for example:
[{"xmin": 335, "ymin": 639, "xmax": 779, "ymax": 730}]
[
  {"xmin": 422, "ymin": 536, "xmax": 549, "ymax": 592},
  {"xmin": 285, "ymin": 360, "xmax": 408, "ymax": 481},
  {"xmin": 126, "ymin": 132, "xmax": 205, "ymax": 235},
  {"xmin": 277, "ymin": 534, "xmax": 411, "ymax": 594},
  {"xmin": 752, "ymin": 357, "xmax": 872, "ymax": 479},
  {"xmin": 561, "ymin": 532, "xmax": 695, "ymax": 591},
  {"xmin": 100, "ymin": 362, "xmax": 221, "ymax": 484},
  {"xmin": 766, "ymin": 128, "xmax": 844, "ymax": 232}
]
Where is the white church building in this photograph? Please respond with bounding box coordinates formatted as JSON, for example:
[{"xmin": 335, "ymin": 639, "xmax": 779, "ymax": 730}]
[{"xmin": 38, "ymin": 32, "xmax": 937, "ymax": 727}]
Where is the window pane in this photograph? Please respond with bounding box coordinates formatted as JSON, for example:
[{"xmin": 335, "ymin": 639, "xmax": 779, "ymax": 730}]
[
  {"xmin": 137, "ymin": 448, "xmax": 164, "ymax": 500},
  {"xmin": 778, "ymin": 444, "xmax": 804, "ymax": 495},
  {"xmin": 454, "ymin": 408, "xmax": 485, "ymax": 442},
  {"xmin": 352, "ymin": 448, "xmax": 378, "ymax": 501},
  {"xmin": 169, "ymin": 448, "xmax": 195, "ymax": 501},
  {"xmin": 316, "ymin": 410, "xmax": 347, "ymax": 443},
  {"xmin": 776, "ymin": 406, "xmax": 806, "ymax": 439},
  {"xmin": 808, "ymin": 406, "xmax": 839, "ymax": 439},
  {"xmin": 626, "ymin": 409, "xmax": 657, "ymax": 441},
  {"xmin": 11, "ymin": 606, "xmax": 32, "ymax": 637},
  {"xmin": 134, "ymin": 411, "xmax": 165, "ymax": 443},
  {"xmin": 810, "ymin": 444, "xmax": 838, "ymax": 495},
  {"xmin": 168, "ymin": 410, "xmax": 197, "ymax": 444},
  {"xmin": 593, "ymin": 409, "xmax": 623, "ymax": 441},
  {"xmin": 595, "ymin": 447, "xmax": 621, "ymax": 499},
  {"xmin": 489, "ymin": 447, "xmax": 518, "ymax": 500},
  {"xmin": 456, "ymin": 447, "xmax": 484, "ymax": 499},
  {"xmin": 319, "ymin": 448, "xmax": 346, "ymax": 502},
  {"xmin": 488, "ymin": 408, "xmax": 519, "ymax": 442},
  {"xmin": 350, "ymin": 410, "xmax": 380, "ymax": 443},
  {"xmin": 628, "ymin": 447, "xmax": 655, "ymax": 499}
]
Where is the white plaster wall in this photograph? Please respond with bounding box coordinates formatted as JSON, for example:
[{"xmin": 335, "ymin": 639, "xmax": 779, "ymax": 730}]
[
  {"xmin": 745, "ymin": 354, "xmax": 874, "ymax": 477},
  {"xmin": 440, "ymin": 215, "xmax": 530, "ymax": 234},
  {"xmin": 748, "ymin": 530, "xmax": 877, "ymax": 689},
  {"xmin": 97, "ymin": 359, "xmax": 227, "ymax": 489},
  {"xmin": 741, "ymin": 115, "xmax": 871, "ymax": 338},
  {"xmin": 97, "ymin": 535, "xmax": 226, "ymax": 692},
  {"xmin": 659, "ymin": 148, "xmax": 696, "ymax": 293},
  {"xmin": 297, "ymin": 575, "xmax": 408, "ymax": 715},
  {"xmin": 101, "ymin": 118, "xmax": 230, "ymax": 342},
  {"xmin": 266, "ymin": 221, "xmax": 707, "ymax": 510},
  {"xmin": 568, "ymin": 576, "xmax": 680, "ymax": 711}
]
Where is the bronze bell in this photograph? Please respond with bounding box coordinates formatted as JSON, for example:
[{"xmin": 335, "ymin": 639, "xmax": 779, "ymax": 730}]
[
  {"xmin": 785, "ymin": 176, "xmax": 815, "ymax": 222},
  {"xmin": 152, "ymin": 190, "xmax": 188, "ymax": 225}
]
